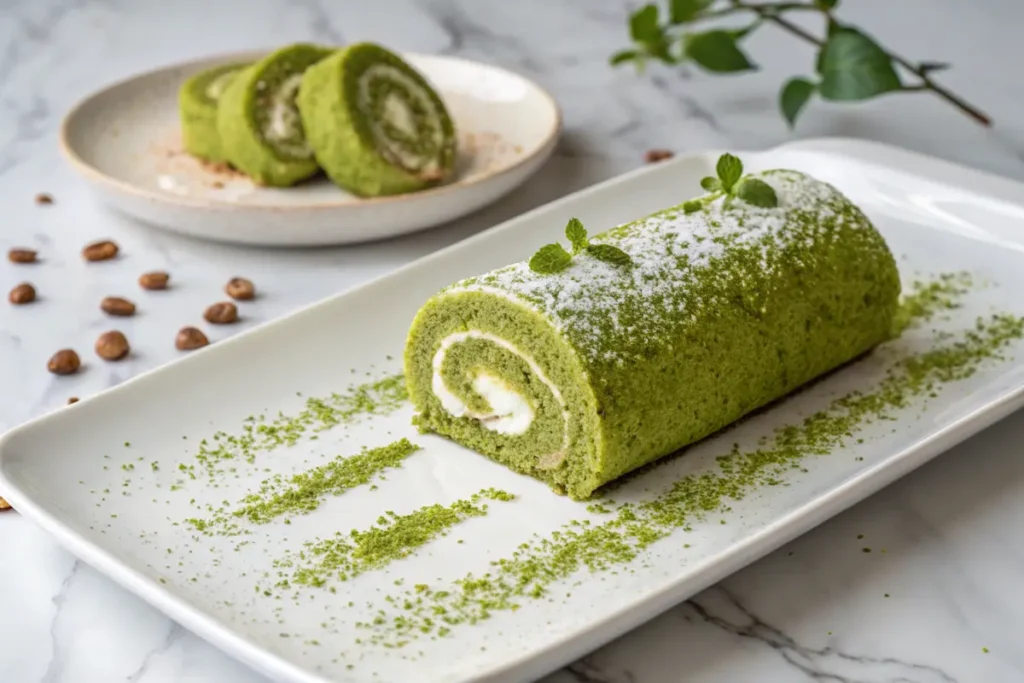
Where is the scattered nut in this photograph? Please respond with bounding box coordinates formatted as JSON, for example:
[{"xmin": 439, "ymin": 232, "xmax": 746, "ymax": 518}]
[
  {"xmin": 35, "ymin": 193, "xmax": 53, "ymax": 205},
  {"xmin": 48, "ymin": 349, "xmax": 81, "ymax": 375},
  {"xmin": 67, "ymin": 397, "xmax": 80, "ymax": 405},
  {"xmin": 645, "ymin": 149, "xmax": 674, "ymax": 164},
  {"xmin": 176, "ymin": 326, "xmax": 209, "ymax": 351},
  {"xmin": 82, "ymin": 239, "xmax": 119, "ymax": 262},
  {"xmin": 8, "ymin": 248, "xmax": 37, "ymax": 264},
  {"xmin": 9, "ymin": 282, "xmax": 35, "ymax": 304},
  {"xmin": 101, "ymin": 296, "xmax": 136, "ymax": 317},
  {"xmin": 139, "ymin": 271, "xmax": 170, "ymax": 290},
  {"xmin": 225, "ymin": 277, "xmax": 255, "ymax": 301},
  {"xmin": 0, "ymin": 497, "xmax": 11, "ymax": 511},
  {"xmin": 204, "ymin": 301, "xmax": 238, "ymax": 324},
  {"xmin": 95, "ymin": 330, "xmax": 130, "ymax": 361}
]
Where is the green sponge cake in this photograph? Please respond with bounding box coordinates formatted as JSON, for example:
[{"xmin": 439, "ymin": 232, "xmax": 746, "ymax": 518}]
[
  {"xmin": 179, "ymin": 62, "xmax": 247, "ymax": 163},
  {"xmin": 217, "ymin": 44, "xmax": 333, "ymax": 186},
  {"xmin": 297, "ymin": 42, "xmax": 456, "ymax": 197},
  {"xmin": 404, "ymin": 166, "xmax": 901, "ymax": 500}
]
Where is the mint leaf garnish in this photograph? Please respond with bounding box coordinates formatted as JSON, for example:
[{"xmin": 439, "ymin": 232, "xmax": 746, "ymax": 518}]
[
  {"xmin": 565, "ymin": 218, "xmax": 589, "ymax": 254},
  {"xmin": 587, "ymin": 244, "xmax": 633, "ymax": 267},
  {"xmin": 700, "ymin": 176, "xmax": 722, "ymax": 192},
  {"xmin": 734, "ymin": 178, "xmax": 778, "ymax": 208},
  {"xmin": 715, "ymin": 153, "xmax": 743, "ymax": 191},
  {"xmin": 529, "ymin": 244, "xmax": 572, "ymax": 274}
]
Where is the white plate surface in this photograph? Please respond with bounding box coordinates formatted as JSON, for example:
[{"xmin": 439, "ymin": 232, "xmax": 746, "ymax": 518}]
[
  {"xmin": 6, "ymin": 138, "xmax": 1024, "ymax": 683},
  {"xmin": 59, "ymin": 50, "xmax": 561, "ymax": 246}
]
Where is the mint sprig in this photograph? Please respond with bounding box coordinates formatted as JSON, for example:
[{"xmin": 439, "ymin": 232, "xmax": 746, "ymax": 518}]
[
  {"xmin": 610, "ymin": 1, "xmax": 990, "ymax": 128},
  {"xmin": 529, "ymin": 243, "xmax": 572, "ymax": 274},
  {"xmin": 529, "ymin": 218, "xmax": 633, "ymax": 275},
  {"xmin": 699, "ymin": 153, "xmax": 778, "ymax": 209}
]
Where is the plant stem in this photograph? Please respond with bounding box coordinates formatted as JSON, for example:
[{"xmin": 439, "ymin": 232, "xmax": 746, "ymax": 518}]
[{"xmin": 705, "ymin": 1, "xmax": 993, "ymax": 126}]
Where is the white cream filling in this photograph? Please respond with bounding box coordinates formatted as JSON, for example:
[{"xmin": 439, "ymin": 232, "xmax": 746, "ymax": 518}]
[
  {"xmin": 431, "ymin": 331, "xmax": 570, "ymax": 465},
  {"xmin": 357, "ymin": 63, "xmax": 443, "ymax": 175},
  {"xmin": 263, "ymin": 73, "xmax": 311, "ymax": 158}
]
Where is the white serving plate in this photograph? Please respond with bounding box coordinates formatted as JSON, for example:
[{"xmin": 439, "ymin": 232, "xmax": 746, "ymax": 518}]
[
  {"xmin": 59, "ymin": 50, "xmax": 561, "ymax": 246},
  {"xmin": 6, "ymin": 138, "xmax": 1024, "ymax": 683}
]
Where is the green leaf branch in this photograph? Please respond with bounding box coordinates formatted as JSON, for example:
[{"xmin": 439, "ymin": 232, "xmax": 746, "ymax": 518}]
[{"xmin": 611, "ymin": 0, "xmax": 990, "ymax": 127}]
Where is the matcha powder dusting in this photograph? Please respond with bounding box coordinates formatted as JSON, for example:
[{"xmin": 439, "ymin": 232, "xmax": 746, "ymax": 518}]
[
  {"xmin": 348, "ymin": 279, "xmax": 1024, "ymax": 648},
  {"xmin": 271, "ymin": 488, "xmax": 515, "ymax": 588},
  {"xmin": 187, "ymin": 438, "xmax": 422, "ymax": 534},
  {"xmin": 188, "ymin": 373, "xmax": 408, "ymax": 479}
]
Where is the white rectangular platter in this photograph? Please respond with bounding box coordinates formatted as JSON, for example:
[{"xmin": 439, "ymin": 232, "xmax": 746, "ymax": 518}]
[{"xmin": 6, "ymin": 138, "xmax": 1024, "ymax": 683}]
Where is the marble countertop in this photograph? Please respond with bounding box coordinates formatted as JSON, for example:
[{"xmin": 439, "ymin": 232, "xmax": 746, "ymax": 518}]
[{"xmin": 3, "ymin": 0, "xmax": 1024, "ymax": 681}]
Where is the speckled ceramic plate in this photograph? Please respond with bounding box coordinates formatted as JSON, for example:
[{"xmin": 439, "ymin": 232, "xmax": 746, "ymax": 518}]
[
  {"xmin": 6, "ymin": 139, "xmax": 1024, "ymax": 683},
  {"xmin": 59, "ymin": 50, "xmax": 561, "ymax": 246}
]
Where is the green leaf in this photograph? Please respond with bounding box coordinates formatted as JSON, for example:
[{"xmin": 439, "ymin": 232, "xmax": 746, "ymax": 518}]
[
  {"xmin": 716, "ymin": 153, "xmax": 743, "ymax": 191},
  {"xmin": 683, "ymin": 200, "xmax": 702, "ymax": 214},
  {"xmin": 701, "ymin": 176, "xmax": 722, "ymax": 192},
  {"xmin": 818, "ymin": 29, "xmax": 901, "ymax": 101},
  {"xmin": 629, "ymin": 4, "xmax": 660, "ymax": 42},
  {"xmin": 815, "ymin": 0, "xmax": 839, "ymax": 8},
  {"xmin": 565, "ymin": 218, "xmax": 589, "ymax": 254},
  {"xmin": 735, "ymin": 178, "xmax": 778, "ymax": 208},
  {"xmin": 670, "ymin": 0, "xmax": 713, "ymax": 24},
  {"xmin": 586, "ymin": 244, "xmax": 633, "ymax": 267},
  {"xmin": 529, "ymin": 243, "xmax": 572, "ymax": 274},
  {"xmin": 683, "ymin": 30, "xmax": 756, "ymax": 73},
  {"xmin": 610, "ymin": 49, "xmax": 639, "ymax": 67},
  {"xmin": 780, "ymin": 77, "xmax": 816, "ymax": 127}
]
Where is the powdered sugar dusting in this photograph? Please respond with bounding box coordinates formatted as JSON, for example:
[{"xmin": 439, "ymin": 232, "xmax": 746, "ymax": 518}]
[{"xmin": 446, "ymin": 170, "xmax": 879, "ymax": 364}]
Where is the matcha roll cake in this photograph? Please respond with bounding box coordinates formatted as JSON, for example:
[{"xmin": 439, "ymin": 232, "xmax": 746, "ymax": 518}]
[
  {"xmin": 404, "ymin": 161, "xmax": 900, "ymax": 500},
  {"xmin": 179, "ymin": 62, "xmax": 247, "ymax": 163},
  {"xmin": 217, "ymin": 44, "xmax": 332, "ymax": 186},
  {"xmin": 297, "ymin": 42, "xmax": 456, "ymax": 197}
]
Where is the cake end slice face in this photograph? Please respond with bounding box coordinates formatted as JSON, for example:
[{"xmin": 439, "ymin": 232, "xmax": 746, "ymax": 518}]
[
  {"xmin": 179, "ymin": 62, "xmax": 248, "ymax": 163},
  {"xmin": 298, "ymin": 42, "xmax": 457, "ymax": 197},
  {"xmin": 217, "ymin": 44, "xmax": 333, "ymax": 187}
]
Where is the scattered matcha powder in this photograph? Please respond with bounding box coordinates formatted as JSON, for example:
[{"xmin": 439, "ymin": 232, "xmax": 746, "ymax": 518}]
[
  {"xmin": 891, "ymin": 271, "xmax": 971, "ymax": 336},
  {"xmin": 349, "ymin": 302, "xmax": 1024, "ymax": 647},
  {"xmin": 186, "ymin": 439, "xmax": 421, "ymax": 534},
  {"xmin": 188, "ymin": 373, "xmax": 408, "ymax": 479},
  {"xmin": 271, "ymin": 489, "xmax": 514, "ymax": 588}
]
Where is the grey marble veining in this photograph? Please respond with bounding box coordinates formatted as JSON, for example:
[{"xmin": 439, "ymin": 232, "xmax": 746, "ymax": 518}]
[{"xmin": 3, "ymin": 0, "xmax": 1024, "ymax": 681}]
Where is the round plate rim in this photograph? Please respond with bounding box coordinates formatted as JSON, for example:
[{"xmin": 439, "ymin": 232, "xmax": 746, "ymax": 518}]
[{"xmin": 58, "ymin": 48, "xmax": 563, "ymax": 212}]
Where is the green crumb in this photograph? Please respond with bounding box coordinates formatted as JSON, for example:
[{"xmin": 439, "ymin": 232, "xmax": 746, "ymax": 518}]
[
  {"xmin": 862, "ymin": 548, "xmax": 872, "ymax": 553},
  {"xmin": 982, "ymin": 647, "xmax": 989, "ymax": 653},
  {"xmin": 276, "ymin": 489, "xmax": 514, "ymax": 588},
  {"xmin": 355, "ymin": 292, "xmax": 1024, "ymax": 647},
  {"xmin": 186, "ymin": 373, "xmax": 408, "ymax": 480},
  {"xmin": 892, "ymin": 271, "xmax": 971, "ymax": 336},
  {"xmin": 186, "ymin": 438, "xmax": 420, "ymax": 534}
]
